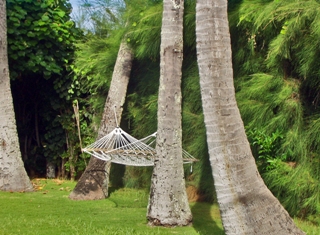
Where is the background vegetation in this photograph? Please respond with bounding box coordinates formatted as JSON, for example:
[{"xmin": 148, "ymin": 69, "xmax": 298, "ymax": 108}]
[{"xmin": 230, "ymin": 0, "xmax": 320, "ymax": 219}]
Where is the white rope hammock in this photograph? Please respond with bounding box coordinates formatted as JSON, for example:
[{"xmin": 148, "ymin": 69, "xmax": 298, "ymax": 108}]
[{"xmin": 82, "ymin": 127, "xmax": 198, "ymax": 166}]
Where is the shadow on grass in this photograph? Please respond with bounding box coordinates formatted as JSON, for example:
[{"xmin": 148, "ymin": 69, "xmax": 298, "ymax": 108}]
[
  {"xmin": 190, "ymin": 141, "xmax": 224, "ymax": 235},
  {"xmin": 108, "ymin": 186, "xmax": 118, "ymax": 194},
  {"xmin": 191, "ymin": 202, "xmax": 225, "ymax": 235}
]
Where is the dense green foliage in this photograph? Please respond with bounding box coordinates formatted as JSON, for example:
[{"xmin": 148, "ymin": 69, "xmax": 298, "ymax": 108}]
[
  {"xmin": 247, "ymin": 129, "xmax": 287, "ymax": 172},
  {"xmin": 230, "ymin": 0, "xmax": 320, "ymax": 218},
  {"xmin": 7, "ymin": 0, "xmax": 85, "ymax": 178},
  {"xmin": 7, "ymin": 0, "xmax": 76, "ymax": 78}
]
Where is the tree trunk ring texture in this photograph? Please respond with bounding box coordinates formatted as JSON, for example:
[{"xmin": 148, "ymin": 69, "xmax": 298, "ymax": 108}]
[
  {"xmin": 0, "ymin": 0, "xmax": 33, "ymax": 192},
  {"xmin": 147, "ymin": 0, "xmax": 192, "ymax": 227},
  {"xmin": 196, "ymin": 0, "xmax": 305, "ymax": 234}
]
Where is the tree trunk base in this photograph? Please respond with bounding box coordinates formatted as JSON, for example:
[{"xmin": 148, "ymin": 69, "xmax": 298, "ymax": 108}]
[
  {"xmin": 68, "ymin": 158, "xmax": 109, "ymax": 200},
  {"xmin": 46, "ymin": 162, "xmax": 55, "ymax": 179},
  {"xmin": 69, "ymin": 186, "xmax": 105, "ymax": 200},
  {"xmin": 147, "ymin": 217, "xmax": 192, "ymax": 227}
]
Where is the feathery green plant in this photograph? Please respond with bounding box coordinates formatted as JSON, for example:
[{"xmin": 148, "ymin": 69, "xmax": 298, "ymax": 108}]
[
  {"xmin": 125, "ymin": 0, "xmax": 162, "ymax": 60},
  {"xmin": 231, "ymin": 0, "xmax": 320, "ymax": 218}
]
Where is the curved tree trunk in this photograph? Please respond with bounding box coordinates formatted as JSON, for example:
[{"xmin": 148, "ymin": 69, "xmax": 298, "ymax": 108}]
[
  {"xmin": 196, "ymin": 0, "xmax": 304, "ymax": 234},
  {"xmin": 147, "ymin": 0, "xmax": 192, "ymax": 226},
  {"xmin": 69, "ymin": 41, "xmax": 133, "ymax": 200},
  {"xmin": 0, "ymin": 0, "xmax": 33, "ymax": 192}
]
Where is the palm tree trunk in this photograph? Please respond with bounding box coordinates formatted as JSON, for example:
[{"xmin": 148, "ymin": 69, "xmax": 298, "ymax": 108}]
[
  {"xmin": 69, "ymin": 41, "xmax": 133, "ymax": 200},
  {"xmin": 147, "ymin": 0, "xmax": 192, "ymax": 226},
  {"xmin": 0, "ymin": 0, "xmax": 33, "ymax": 192},
  {"xmin": 195, "ymin": 0, "xmax": 305, "ymax": 234}
]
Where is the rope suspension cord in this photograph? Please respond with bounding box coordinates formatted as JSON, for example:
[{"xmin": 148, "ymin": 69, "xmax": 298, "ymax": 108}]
[{"xmin": 113, "ymin": 105, "xmax": 119, "ymax": 127}]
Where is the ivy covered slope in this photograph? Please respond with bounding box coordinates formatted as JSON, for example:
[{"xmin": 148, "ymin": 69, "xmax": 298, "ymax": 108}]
[
  {"xmin": 230, "ymin": 0, "xmax": 320, "ymax": 218},
  {"xmin": 7, "ymin": 0, "xmax": 86, "ymax": 179}
]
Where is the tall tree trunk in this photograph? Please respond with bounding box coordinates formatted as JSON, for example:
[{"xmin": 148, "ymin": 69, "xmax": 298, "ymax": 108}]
[
  {"xmin": 147, "ymin": 0, "xmax": 192, "ymax": 226},
  {"xmin": 196, "ymin": 0, "xmax": 304, "ymax": 234},
  {"xmin": 69, "ymin": 41, "xmax": 133, "ymax": 200},
  {"xmin": 0, "ymin": 0, "xmax": 33, "ymax": 192}
]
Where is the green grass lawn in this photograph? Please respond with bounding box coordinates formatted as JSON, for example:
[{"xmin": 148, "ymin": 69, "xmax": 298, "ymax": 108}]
[{"xmin": 0, "ymin": 179, "xmax": 318, "ymax": 235}]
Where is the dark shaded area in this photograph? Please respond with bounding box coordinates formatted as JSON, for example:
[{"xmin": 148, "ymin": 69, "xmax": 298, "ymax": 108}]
[
  {"xmin": 11, "ymin": 75, "xmax": 59, "ymax": 178},
  {"xmin": 197, "ymin": 152, "xmax": 216, "ymax": 202},
  {"xmin": 191, "ymin": 151, "xmax": 224, "ymax": 234},
  {"xmin": 191, "ymin": 202, "xmax": 225, "ymax": 235},
  {"xmin": 110, "ymin": 163, "xmax": 126, "ymax": 188}
]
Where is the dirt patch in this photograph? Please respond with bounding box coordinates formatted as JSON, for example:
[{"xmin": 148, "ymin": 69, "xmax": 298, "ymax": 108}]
[
  {"xmin": 53, "ymin": 179, "xmax": 64, "ymax": 185},
  {"xmin": 186, "ymin": 185, "xmax": 205, "ymax": 202},
  {"xmin": 286, "ymin": 161, "xmax": 296, "ymax": 168}
]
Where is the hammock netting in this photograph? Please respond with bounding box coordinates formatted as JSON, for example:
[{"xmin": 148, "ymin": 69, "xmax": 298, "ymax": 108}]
[{"xmin": 82, "ymin": 127, "xmax": 198, "ymax": 166}]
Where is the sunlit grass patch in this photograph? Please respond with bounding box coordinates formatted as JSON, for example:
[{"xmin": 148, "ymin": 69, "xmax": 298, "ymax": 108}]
[{"xmin": 0, "ymin": 179, "xmax": 318, "ymax": 234}]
